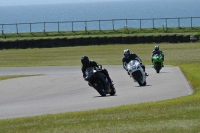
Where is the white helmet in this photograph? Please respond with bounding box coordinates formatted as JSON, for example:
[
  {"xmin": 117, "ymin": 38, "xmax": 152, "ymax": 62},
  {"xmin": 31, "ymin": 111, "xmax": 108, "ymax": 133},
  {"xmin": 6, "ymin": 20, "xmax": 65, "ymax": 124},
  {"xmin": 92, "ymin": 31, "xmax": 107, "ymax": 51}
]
[{"xmin": 124, "ymin": 49, "xmax": 130, "ymax": 58}]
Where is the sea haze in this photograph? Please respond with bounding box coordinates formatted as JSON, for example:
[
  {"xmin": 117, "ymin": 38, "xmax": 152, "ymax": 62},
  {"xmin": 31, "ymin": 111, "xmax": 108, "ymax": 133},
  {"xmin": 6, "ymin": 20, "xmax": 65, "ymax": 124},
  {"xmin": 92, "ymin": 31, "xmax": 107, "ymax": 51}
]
[{"xmin": 0, "ymin": 0, "xmax": 200, "ymax": 33}]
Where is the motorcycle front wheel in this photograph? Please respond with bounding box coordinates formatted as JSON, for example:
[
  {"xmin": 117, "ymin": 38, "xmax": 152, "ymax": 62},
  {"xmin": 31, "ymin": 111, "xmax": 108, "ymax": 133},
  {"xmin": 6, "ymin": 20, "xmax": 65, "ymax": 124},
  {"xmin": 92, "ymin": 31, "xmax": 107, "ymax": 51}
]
[
  {"xmin": 93, "ymin": 81, "xmax": 106, "ymax": 96},
  {"xmin": 109, "ymin": 85, "xmax": 116, "ymax": 96},
  {"xmin": 133, "ymin": 71, "xmax": 143, "ymax": 86},
  {"xmin": 155, "ymin": 62, "xmax": 162, "ymax": 73}
]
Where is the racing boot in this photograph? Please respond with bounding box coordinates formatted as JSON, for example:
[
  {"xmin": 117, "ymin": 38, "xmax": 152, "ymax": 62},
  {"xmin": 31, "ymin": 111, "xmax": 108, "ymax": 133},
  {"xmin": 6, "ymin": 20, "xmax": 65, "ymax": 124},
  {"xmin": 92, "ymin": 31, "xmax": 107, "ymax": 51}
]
[
  {"xmin": 142, "ymin": 66, "xmax": 149, "ymax": 77},
  {"xmin": 162, "ymin": 59, "xmax": 164, "ymax": 67},
  {"xmin": 152, "ymin": 60, "xmax": 154, "ymax": 68},
  {"xmin": 145, "ymin": 72, "xmax": 149, "ymax": 77}
]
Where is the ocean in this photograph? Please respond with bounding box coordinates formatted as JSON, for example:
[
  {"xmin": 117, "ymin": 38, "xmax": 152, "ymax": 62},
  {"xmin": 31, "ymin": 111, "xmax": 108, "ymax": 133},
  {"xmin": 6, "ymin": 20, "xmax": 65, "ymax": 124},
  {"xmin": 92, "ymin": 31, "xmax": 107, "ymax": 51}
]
[{"xmin": 1, "ymin": 0, "xmax": 200, "ymax": 33}]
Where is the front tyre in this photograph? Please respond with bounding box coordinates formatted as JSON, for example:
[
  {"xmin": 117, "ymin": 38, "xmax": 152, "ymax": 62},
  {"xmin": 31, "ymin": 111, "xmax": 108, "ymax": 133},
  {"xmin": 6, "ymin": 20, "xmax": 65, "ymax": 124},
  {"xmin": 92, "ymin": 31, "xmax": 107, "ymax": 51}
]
[
  {"xmin": 155, "ymin": 62, "xmax": 161, "ymax": 73},
  {"xmin": 143, "ymin": 81, "xmax": 147, "ymax": 86},
  {"xmin": 93, "ymin": 81, "xmax": 106, "ymax": 96},
  {"xmin": 156, "ymin": 69, "xmax": 160, "ymax": 73},
  {"xmin": 109, "ymin": 85, "xmax": 116, "ymax": 96},
  {"xmin": 135, "ymin": 71, "xmax": 143, "ymax": 86}
]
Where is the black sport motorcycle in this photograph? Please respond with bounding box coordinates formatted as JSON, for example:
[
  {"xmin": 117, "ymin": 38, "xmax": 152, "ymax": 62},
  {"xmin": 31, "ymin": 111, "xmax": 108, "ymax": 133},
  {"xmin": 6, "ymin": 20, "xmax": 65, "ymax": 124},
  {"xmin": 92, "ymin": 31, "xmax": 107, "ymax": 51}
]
[{"xmin": 85, "ymin": 66, "xmax": 116, "ymax": 96}]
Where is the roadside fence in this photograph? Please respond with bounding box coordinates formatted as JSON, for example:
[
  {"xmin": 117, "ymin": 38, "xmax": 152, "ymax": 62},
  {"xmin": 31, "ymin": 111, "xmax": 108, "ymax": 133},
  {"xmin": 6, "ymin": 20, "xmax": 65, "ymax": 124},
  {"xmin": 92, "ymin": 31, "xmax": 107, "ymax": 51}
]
[{"xmin": 1, "ymin": 17, "xmax": 200, "ymax": 34}]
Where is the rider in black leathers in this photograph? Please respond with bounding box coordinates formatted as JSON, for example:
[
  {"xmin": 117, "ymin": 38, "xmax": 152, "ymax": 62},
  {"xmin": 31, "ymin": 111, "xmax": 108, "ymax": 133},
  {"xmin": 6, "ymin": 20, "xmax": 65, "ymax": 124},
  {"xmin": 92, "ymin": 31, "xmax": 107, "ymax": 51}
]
[
  {"xmin": 151, "ymin": 46, "xmax": 164, "ymax": 67},
  {"xmin": 81, "ymin": 56, "xmax": 114, "ymax": 87},
  {"xmin": 122, "ymin": 49, "xmax": 149, "ymax": 76}
]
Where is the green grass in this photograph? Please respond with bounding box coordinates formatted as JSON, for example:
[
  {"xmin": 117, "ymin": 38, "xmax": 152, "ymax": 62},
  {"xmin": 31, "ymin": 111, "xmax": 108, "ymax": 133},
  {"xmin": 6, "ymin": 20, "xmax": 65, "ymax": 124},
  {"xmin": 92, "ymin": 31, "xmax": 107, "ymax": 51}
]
[
  {"xmin": 0, "ymin": 43, "xmax": 200, "ymax": 133},
  {"xmin": 0, "ymin": 74, "xmax": 43, "ymax": 80},
  {"xmin": 0, "ymin": 43, "xmax": 199, "ymax": 67}
]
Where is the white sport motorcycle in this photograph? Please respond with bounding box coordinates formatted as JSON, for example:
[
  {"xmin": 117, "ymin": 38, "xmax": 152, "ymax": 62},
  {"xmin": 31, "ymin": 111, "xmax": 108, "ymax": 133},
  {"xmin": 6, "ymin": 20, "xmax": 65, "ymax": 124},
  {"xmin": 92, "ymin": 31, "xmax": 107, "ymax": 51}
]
[{"xmin": 127, "ymin": 60, "xmax": 147, "ymax": 86}]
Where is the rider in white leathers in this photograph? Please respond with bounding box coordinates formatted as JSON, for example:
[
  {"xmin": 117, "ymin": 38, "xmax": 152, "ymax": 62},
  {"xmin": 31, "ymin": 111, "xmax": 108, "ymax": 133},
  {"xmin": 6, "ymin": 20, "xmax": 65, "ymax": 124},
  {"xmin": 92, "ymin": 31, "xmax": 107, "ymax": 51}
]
[{"xmin": 122, "ymin": 49, "xmax": 149, "ymax": 76}]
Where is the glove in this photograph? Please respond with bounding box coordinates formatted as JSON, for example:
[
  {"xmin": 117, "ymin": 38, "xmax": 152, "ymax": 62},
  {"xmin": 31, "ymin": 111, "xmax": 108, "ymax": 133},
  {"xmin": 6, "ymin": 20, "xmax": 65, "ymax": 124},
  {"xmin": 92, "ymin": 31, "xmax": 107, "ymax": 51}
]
[{"xmin": 98, "ymin": 65, "xmax": 102, "ymax": 69}]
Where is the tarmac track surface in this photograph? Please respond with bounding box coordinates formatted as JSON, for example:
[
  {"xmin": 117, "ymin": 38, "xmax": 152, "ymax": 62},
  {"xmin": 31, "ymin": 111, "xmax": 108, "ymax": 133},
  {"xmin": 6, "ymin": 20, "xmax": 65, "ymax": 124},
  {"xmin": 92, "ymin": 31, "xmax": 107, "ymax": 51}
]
[{"xmin": 0, "ymin": 66, "xmax": 193, "ymax": 119}]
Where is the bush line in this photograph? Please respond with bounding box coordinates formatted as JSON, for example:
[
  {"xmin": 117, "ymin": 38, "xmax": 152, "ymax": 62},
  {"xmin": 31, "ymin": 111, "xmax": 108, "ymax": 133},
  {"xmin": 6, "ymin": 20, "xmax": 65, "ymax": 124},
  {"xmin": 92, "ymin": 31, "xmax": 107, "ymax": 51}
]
[{"xmin": 0, "ymin": 34, "xmax": 198, "ymax": 49}]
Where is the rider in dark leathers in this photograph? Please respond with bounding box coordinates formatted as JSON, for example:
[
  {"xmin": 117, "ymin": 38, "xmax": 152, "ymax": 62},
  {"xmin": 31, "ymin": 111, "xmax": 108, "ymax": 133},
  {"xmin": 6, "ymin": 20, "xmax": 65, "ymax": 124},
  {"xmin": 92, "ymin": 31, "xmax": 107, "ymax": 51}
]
[
  {"xmin": 122, "ymin": 49, "xmax": 149, "ymax": 76},
  {"xmin": 151, "ymin": 46, "xmax": 164, "ymax": 67},
  {"xmin": 81, "ymin": 56, "xmax": 114, "ymax": 87}
]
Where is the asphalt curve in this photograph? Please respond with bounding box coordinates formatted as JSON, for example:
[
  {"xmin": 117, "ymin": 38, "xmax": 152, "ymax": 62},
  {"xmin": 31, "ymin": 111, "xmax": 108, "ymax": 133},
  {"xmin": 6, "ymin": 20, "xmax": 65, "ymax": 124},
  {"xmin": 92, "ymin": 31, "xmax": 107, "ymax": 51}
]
[{"xmin": 0, "ymin": 66, "xmax": 193, "ymax": 119}]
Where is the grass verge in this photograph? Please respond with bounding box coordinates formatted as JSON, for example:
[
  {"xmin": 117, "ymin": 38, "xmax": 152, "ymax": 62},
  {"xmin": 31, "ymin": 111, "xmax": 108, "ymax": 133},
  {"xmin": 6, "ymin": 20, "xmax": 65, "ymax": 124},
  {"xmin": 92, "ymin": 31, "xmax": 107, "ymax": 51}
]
[
  {"xmin": 0, "ymin": 74, "xmax": 43, "ymax": 81},
  {"xmin": 0, "ymin": 43, "xmax": 199, "ymax": 133}
]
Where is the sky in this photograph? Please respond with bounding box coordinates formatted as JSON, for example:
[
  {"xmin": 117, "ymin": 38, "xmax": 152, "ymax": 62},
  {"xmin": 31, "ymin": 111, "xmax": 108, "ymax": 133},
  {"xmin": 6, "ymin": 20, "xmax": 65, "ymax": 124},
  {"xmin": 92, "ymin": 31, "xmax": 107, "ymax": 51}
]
[{"xmin": 0, "ymin": 0, "xmax": 123, "ymax": 6}]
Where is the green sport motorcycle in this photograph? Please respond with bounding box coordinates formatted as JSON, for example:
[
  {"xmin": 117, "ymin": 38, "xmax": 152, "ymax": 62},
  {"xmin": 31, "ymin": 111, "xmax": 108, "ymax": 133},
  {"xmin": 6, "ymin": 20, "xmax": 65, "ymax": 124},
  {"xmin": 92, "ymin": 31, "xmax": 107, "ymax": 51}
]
[{"xmin": 152, "ymin": 54, "xmax": 163, "ymax": 73}]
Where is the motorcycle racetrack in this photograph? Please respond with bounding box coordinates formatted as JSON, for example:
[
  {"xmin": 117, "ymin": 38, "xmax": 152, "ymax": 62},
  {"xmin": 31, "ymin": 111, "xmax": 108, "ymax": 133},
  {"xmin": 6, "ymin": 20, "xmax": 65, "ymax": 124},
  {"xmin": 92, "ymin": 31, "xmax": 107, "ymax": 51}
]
[{"xmin": 0, "ymin": 66, "xmax": 193, "ymax": 119}]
